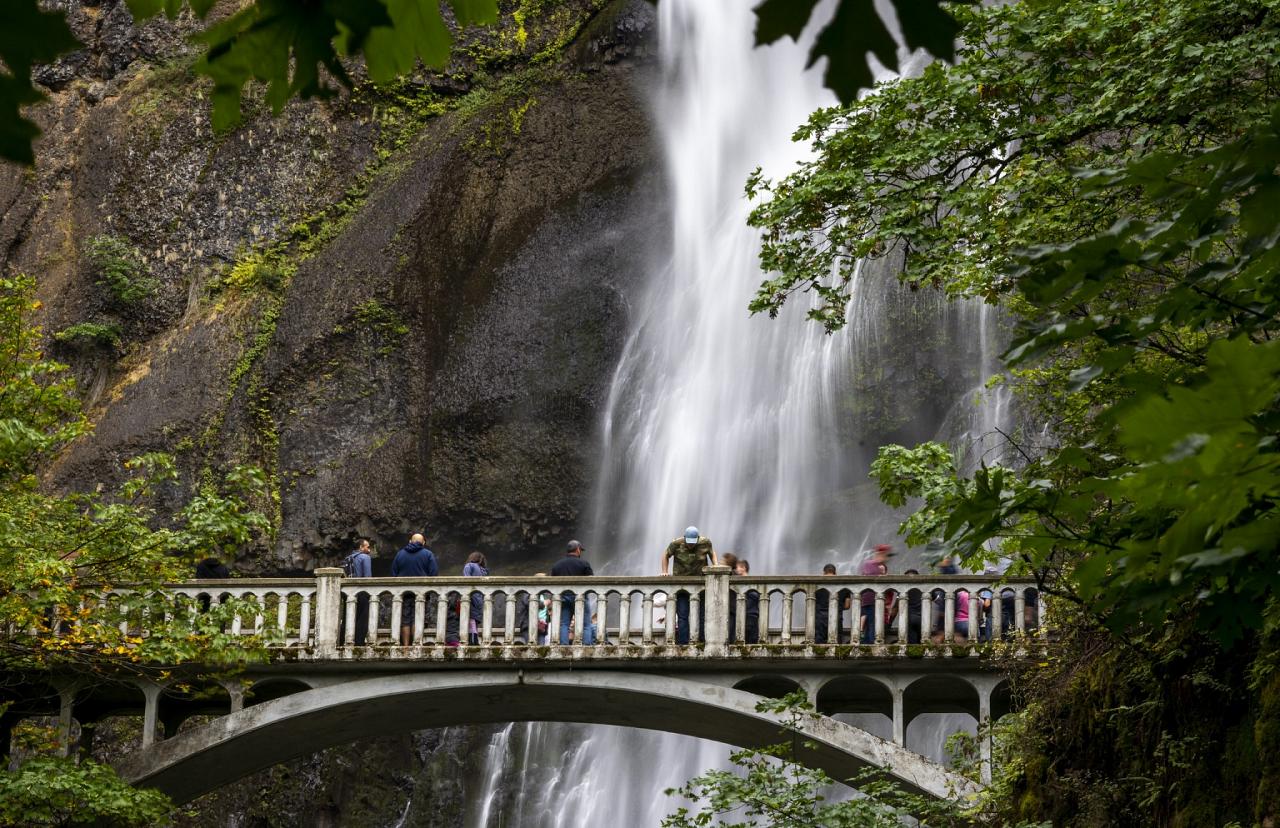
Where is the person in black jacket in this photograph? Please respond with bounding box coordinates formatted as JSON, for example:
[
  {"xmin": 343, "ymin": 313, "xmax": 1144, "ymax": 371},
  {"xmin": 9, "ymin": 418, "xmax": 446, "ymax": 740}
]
[
  {"xmin": 550, "ymin": 540, "xmax": 594, "ymax": 644},
  {"xmin": 194, "ymin": 558, "xmax": 230, "ymax": 612},
  {"xmin": 735, "ymin": 559, "xmax": 760, "ymax": 644}
]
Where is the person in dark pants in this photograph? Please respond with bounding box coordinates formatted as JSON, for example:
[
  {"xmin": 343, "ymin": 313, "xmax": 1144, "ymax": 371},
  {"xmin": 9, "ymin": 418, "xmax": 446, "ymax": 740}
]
[
  {"xmin": 815, "ymin": 563, "xmax": 838, "ymax": 644},
  {"xmin": 391, "ymin": 533, "xmax": 438, "ymax": 645},
  {"xmin": 859, "ymin": 544, "xmax": 891, "ymax": 644},
  {"xmin": 551, "ymin": 541, "xmax": 595, "ymax": 644},
  {"xmin": 194, "ymin": 558, "xmax": 230, "ymax": 612},
  {"xmin": 344, "ymin": 540, "xmax": 373, "ymax": 645},
  {"xmin": 660, "ymin": 526, "xmax": 717, "ymax": 645},
  {"xmin": 901, "ymin": 568, "xmax": 923, "ymax": 643},
  {"xmin": 736, "ymin": 558, "xmax": 760, "ymax": 644}
]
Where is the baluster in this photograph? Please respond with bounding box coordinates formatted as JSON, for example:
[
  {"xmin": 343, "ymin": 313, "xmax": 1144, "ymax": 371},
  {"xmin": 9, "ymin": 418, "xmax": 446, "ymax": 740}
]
[
  {"xmin": 365, "ymin": 591, "xmax": 379, "ymax": 644},
  {"xmin": 780, "ymin": 590, "xmax": 793, "ymax": 644},
  {"xmin": 252, "ymin": 595, "xmax": 264, "ymax": 635},
  {"xmin": 641, "ymin": 593, "xmax": 654, "ymax": 644},
  {"xmin": 300, "ymin": 594, "xmax": 312, "ymax": 644},
  {"xmin": 1015, "ymin": 589, "xmax": 1027, "ymax": 633},
  {"xmin": 277, "ymin": 595, "xmax": 288, "ymax": 636},
  {"xmin": 664, "ymin": 594, "xmax": 676, "ymax": 643},
  {"xmin": 572, "ymin": 592, "xmax": 585, "ymax": 645},
  {"xmin": 504, "ymin": 593, "xmax": 516, "ymax": 644},
  {"xmin": 991, "ymin": 589, "xmax": 1003, "ymax": 641},
  {"xmin": 550, "ymin": 595, "xmax": 563, "ymax": 645},
  {"xmin": 482, "ymin": 591, "xmax": 495, "ymax": 645},
  {"xmin": 618, "ymin": 593, "xmax": 631, "ymax": 645},
  {"xmin": 874, "ymin": 590, "xmax": 885, "ymax": 645},
  {"xmin": 690, "ymin": 592, "xmax": 701, "ymax": 643},
  {"xmin": 803, "ymin": 586, "xmax": 816, "ymax": 644},
  {"xmin": 527, "ymin": 592, "xmax": 540, "ymax": 645},
  {"xmin": 970, "ymin": 588, "xmax": 983, "ymax": 647},
  {"xmin": 921, "ymin": 591, "xmax": 932, "ymax": 646},
  {"xmin": 343, "ymin": 593, "xmax": 356, "ymax": 645},
  {"xmin": 944, "ymin": 591, "xmax": 956, "ymax": 645},
  {"xmin": 391, "ymin": 594, "xmax": 403, "ymax": 644},
  {"xmin": 736, "ymin": 593, "xmax": 747, "ymax": 644},
  {"xmin": 459, "ymin": 592, "xmax": 472, "ymax": 645},
  {"xmin": 827, "ymin": 589, "xmax": 839, "ymax": 646},
  {"xmin": 759, "ymin": 592, "xmax": 772, "ymax": 643},
  {"xmin": 896, "ymin": 590, "xmax": 908, "ymax": 648},
  {"xmin": 435, "ymin": 592, "xmax": 448, "ymax": 644}
]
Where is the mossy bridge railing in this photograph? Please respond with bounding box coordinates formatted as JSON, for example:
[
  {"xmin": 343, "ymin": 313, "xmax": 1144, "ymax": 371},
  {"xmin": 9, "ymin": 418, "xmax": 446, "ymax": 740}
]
[{"xmin": 15, "ymin": 570, "xmax": 1048, "ymax": 803}]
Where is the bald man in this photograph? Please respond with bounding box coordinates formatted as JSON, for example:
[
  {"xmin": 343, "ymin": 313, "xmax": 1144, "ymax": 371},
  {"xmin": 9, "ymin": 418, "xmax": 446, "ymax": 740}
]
[{"xmin": 391, "ymin": 533, "xmax": 439, "ymax": 644}]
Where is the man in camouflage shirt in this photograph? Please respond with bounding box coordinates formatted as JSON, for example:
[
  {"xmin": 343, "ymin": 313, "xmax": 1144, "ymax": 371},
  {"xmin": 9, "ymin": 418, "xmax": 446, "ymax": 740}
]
[{"xmin": 660, "ymin": 526, "xmax": 717, "ymax": 644}]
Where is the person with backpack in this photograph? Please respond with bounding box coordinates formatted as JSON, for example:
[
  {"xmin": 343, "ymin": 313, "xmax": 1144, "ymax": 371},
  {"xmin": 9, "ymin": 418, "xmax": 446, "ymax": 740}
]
[
  {"xmin": 343, "ymin": 539, "xmax": 373, "ymax": 645},
  {"xmin": 660, "ymin": 526, "xmax": 717, "ymax": 645}
]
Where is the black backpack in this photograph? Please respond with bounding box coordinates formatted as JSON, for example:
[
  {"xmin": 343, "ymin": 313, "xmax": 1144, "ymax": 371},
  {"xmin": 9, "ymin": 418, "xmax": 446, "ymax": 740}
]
[{"xmin": 341, "ymin": 552, "xmax": 359, "ymax": 577}]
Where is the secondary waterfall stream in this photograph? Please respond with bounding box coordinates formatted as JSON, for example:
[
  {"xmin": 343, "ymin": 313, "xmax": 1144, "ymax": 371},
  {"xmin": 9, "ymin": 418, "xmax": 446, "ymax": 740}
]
[{"xmin": 466, "ymin": 0, "xmax": 1010, "ymax": 823}]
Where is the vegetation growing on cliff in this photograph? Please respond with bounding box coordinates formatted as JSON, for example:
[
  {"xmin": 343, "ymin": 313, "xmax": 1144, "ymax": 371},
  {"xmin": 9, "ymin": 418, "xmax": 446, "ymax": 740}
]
[
  {"xmin": 0, "ymin": 274, "xmax": 274, "ymax": 822},
  {"xmin": 747, "ymin": 0, "xmax": 1280, "ymax": 823}
]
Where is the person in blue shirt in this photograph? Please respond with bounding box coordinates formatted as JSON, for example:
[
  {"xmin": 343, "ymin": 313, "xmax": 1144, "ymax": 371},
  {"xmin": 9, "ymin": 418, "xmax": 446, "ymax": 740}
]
[
  {"xmin": 345, "ymin": 539, "xmax": 373, "ymax": 645},
  {"xmin": 391, "ymin": 533, "xmax": 438, "ymax": 644}
]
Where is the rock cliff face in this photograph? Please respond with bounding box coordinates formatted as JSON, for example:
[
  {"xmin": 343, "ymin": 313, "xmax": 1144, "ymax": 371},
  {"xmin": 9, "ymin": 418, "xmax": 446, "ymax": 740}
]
[{"xmin": 3, "ymin": 0, "xmax": 661, "ymax": 578}]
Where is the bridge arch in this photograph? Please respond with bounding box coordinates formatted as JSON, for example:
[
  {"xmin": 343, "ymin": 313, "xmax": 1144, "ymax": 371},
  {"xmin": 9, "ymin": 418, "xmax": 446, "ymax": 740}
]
[
  {"xmin": 902, "ymin": 674, "xmax": 980, "ymax": 729},
  {"xmin": 732, "ymin": 675, "xmax": 803, "ymax": 699},
  {"xmin": 816, "ymin": 675, "xmax": 893, "ymax": 718},
  {"xmin": 115, "ymin": 670, "xmax": 977, "ymax": 807}
]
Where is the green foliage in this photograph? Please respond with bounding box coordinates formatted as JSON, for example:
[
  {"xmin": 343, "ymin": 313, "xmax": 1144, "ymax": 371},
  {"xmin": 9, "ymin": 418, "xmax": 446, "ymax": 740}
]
[
  {"xmin": 0, "ymin": 0, "xmax": 81, "ymax": 164},
  {"xmin": 753, "ymin": 0, "xmax": 1280, "ymax": 643},
  {"xmin": 748, "ymin": 0, "xmax": 1280, "ymax": 328},
  {"xmin": 665, "ymin": 692, "xmax": 1030, "ymax": 827},
  {"xmin": 85, "ymin": 235, "xmax": 157, "ymax": 307},
  {"xmin": 54, "ymin": 322, "xmax": 123, "ymax": 351},
  {"xmin": 0, "ymin": 275, "xmax": 88, "ymax": 485},
  {"xmin": 0, "ymin": 756, "xmax": 172, "ymax": 826},
  {"xmin": 869, "ymin": 441, "xmax": 959, "ymax": 545},
  {"xmin": 0, "ymin": 274, "xmax": 272, "ymax": 674},
  {"xmin": 218, "ymin": 250, "xmax": 294, "ymax": 294},
  {"xmin": 130, "ymin": 0, "xmax": 497, "ymax": 132},
  {"xmin": 752, "ymin": 0, "xmax": 966, "ymax": 105}
]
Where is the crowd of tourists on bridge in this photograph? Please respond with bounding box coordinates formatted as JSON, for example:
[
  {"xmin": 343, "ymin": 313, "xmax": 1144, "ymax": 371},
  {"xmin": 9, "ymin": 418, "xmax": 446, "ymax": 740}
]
[{"xmin": 198, "ymin": 526, "xmax": 1039, "ymax": 647}]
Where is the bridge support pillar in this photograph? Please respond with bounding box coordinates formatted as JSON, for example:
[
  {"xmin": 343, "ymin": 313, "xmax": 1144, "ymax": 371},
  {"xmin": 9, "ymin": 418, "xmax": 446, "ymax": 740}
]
[
  {"xmin": 892, "ymin": 686, "xmax": 905, "ymax": 746},
  {"xmin": 702, "ymin": 566, "xmax": 731, "ymax": 657},
  {"xmin": 222, "ymin": 680, "xmax": 245, "ymax": 714},
  {"xmin": 314, "ymin": 568, "xmax": 344, "ymax": 658},
  {"xmin": 977, "ymin": 682, "xmax": 992, "ymax": 784},
  {"xmin": 140, "ymin": 681, "xmax": 165, "ymax": 749},
  {"xmin": 56, "ymin": 684, "xmax": 76, "ymax": 758}
]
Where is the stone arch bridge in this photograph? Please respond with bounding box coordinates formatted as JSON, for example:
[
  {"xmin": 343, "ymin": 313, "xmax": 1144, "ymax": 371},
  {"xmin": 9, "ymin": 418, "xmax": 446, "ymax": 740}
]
[{"xmin": 7, "ymin": 568, "xmax": 1046, "ymax": 807}]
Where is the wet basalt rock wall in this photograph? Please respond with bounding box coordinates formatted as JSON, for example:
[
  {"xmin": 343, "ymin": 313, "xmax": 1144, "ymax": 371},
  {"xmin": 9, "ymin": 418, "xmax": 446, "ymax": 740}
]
[{"xmin": 4, "ymin": 0, "xmax": 661, "ymax": 579}]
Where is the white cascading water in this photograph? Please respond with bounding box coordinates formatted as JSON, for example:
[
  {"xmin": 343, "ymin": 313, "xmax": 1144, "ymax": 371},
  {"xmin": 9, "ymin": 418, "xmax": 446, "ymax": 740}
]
[{"xmin": 466, "ymin": 1, "xmax": 1014, "ymax": 823}]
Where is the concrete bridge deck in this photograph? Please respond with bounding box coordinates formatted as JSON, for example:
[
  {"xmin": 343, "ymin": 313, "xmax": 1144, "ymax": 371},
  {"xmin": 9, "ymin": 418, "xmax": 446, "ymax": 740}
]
[{"xmin": 8, "ymin": 568, "xmax": 1047, "ymax": 808}]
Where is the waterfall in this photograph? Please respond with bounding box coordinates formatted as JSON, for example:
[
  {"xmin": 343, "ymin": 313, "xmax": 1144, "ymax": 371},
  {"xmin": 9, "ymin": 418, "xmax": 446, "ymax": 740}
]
[
  {"xmin": 590, "ymin": 0, "xmax": 843, "ymax": 568},
  {"xmin": 469, "ymin": 1, "xmax": 1013, "ymax": 823}
]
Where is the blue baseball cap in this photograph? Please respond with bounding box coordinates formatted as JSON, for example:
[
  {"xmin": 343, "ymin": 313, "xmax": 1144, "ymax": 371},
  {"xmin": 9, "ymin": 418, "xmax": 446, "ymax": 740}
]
[{"xmin": 684, "ymin": 526, "xmax": 699, "ymax": 544}]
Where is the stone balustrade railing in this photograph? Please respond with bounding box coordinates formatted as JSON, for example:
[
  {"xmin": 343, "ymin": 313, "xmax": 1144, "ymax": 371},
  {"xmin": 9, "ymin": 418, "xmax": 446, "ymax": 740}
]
[{"xmin": 156, "ymin": 567, "xmax": 1045, "ymax": 658}]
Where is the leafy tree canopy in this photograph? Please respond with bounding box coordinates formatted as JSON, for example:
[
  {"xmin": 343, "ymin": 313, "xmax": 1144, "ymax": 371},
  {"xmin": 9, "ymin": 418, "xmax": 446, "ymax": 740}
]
[
  {"xmin": 751, "ymin": 0, "xmax": 1280, "ymax": 644},
  {"xmin": 1, "ymin": 0, "xmax": 500, "ymax": 163},
  {"xmin": 4, "ymin": 0, "xmax": 966, "ymax": 165},
  {"xmin": 0, "ymin": 275, "xmax": 274, "ymax": 821}
]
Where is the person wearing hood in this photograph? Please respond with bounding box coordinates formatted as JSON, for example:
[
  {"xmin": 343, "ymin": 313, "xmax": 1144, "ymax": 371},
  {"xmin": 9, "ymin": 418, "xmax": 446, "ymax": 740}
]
[
  {"xmin": 392, "ymin": 533, "xmax": 438, "ymax": 644},
  {"xmin": 194, "ymin": 557, "xmax": 230, "ymax": 612}
]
